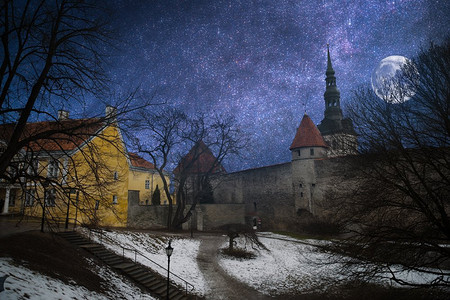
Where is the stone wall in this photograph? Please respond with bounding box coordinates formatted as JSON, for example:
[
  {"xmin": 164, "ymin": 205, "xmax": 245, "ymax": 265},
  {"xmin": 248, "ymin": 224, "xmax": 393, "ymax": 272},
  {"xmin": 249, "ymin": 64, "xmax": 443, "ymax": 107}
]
[
  {"xmin": 214, "ymin": 162, "xmax": 295, "ymax": 231},
  {"xmin": 195, "ymin": 204, "xmax": 246, "ymax": 230},
  {"xmin": 127, "ymin": 190, "xmax": 168, "ymax": 229}
]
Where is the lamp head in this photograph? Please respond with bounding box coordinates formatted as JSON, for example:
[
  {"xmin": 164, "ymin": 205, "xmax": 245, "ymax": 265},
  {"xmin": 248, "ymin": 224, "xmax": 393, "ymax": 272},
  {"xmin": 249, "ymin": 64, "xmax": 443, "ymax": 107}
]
[{"xmin": 165, "ymin": 239, "xmax": 173, "ymax": 257}]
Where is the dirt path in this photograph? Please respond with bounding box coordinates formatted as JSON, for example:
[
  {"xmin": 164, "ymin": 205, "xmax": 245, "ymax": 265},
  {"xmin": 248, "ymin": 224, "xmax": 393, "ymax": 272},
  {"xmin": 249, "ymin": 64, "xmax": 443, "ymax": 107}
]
[{"xmin": 197, "ymin": 234, "xmax": 272, "ymax": 300}]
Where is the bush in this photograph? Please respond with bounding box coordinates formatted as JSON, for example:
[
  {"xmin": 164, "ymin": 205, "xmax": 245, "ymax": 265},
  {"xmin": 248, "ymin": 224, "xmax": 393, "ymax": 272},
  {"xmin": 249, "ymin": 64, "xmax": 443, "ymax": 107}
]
[
  {"xmin": 221, "ymin": 247, "xmax": 256, "ymax": 259},
  {"xmin": 151, "ymin": 185, "xmax": 161, "ymax": 205}
]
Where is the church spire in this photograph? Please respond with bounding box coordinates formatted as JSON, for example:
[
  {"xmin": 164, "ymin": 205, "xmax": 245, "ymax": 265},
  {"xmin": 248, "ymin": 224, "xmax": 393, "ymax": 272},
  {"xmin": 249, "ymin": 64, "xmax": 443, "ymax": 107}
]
[
  {"xmin": 326, "ymin": 44, "xmax": 334, "ymax": 75},
  {"xmin": 323, "ymin": 44, "xmax": 342, "ymax": 121}
]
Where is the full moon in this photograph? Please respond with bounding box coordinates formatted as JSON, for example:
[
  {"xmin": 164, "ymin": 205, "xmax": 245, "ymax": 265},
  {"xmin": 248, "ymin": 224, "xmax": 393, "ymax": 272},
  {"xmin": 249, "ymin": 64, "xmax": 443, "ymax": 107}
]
[{"xmin": 371, "ymin": 55, "xmax": 416, "ymax": 103}]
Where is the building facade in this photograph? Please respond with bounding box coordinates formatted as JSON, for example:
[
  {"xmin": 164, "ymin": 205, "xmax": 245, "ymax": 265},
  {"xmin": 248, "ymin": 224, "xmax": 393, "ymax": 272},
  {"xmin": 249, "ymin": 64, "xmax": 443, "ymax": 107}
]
[{"xmin": 0, "ymin": 107, "xmax": 169, "ymax": 228}]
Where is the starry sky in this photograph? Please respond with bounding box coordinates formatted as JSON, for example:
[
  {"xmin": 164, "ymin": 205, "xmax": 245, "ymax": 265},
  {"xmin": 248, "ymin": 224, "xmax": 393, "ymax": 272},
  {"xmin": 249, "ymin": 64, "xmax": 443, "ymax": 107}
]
[{"xmin": 104, "ymin": 0, "xmax": 450, "ymax": 172}]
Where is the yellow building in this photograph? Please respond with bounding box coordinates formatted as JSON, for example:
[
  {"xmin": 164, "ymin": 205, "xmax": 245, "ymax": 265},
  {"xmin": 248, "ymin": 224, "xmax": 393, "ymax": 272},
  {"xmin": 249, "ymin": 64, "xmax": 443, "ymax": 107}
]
[
  {"xmin": 0, "ymin": 107, "xmax": 169, "ymax": 228},
  {"xmin": 128, "ymin": 152, "xmax": 169, "ymax": 206}
]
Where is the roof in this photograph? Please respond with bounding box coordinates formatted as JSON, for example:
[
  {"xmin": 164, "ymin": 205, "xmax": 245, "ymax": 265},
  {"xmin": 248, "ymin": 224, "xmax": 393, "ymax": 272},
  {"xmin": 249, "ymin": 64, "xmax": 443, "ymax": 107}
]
[
  {"xmin": 174, "ymin": 140, "xmax": 226, "ymax": 175},
  {"xmin": 290, "ymin": 114, "xmax": 328, "ymax": 150},
  {"xmin": 0, "ymin": 118, "xmax": 105, "ymax": 152},
  {"xmin": 128, "ymin": 152, "xmax": 155, "ymax": 170}
]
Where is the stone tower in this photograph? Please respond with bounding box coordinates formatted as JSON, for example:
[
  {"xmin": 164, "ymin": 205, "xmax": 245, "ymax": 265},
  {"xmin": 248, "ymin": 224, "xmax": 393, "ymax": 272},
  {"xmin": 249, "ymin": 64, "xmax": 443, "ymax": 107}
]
[
  {"xmin": 317, "ymin": 45, "xmax": 357, "ymax": 157},
  {"xmin": 290, "ymin": 114, "xmax": 328, "ymax": 215}
]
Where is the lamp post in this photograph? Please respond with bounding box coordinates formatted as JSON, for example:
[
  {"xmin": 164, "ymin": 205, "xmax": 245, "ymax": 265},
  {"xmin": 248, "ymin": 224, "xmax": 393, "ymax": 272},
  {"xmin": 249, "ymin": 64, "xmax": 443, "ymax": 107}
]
[
  {"xmin": 165, "ymin": 240, "xmax": 173, "ymax": 300},
  {"xmin": 73, "ymin": 190, "xmax": 79, "ymax": 230},
  {"xmin": 40, "ymin": 181, "xmax": 49, "ymax": 233},
  {"xmin": 65, "ymin": 189, "xmax": 75, "ymax": 230}
]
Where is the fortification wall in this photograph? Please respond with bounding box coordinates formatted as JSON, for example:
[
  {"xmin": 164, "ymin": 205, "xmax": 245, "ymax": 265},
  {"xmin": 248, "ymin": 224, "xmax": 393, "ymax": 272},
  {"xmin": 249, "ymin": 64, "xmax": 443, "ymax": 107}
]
[{"xmin": 214, "ymin": 162, "xmax": 295, "ymax": 231}]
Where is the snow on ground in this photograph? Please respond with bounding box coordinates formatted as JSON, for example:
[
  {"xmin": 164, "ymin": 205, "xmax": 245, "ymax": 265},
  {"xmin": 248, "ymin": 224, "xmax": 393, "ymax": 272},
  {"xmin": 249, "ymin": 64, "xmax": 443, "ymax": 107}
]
[
  {"xmin": 219, "ymin": 233, "xmax": 339, "ymax": 295},
  {"xmin": 77, "ymin": 229, "xmax": 447, "ymax": 298},
  {"xmin": 0, "ymin": 258, "xmax": 154, "ymax": 300},
  {"xmin": 83, "ymin": 229, "xmax": 207, "ymax": 296},
  {"xmin": 220, "ymin": 232, "xmax": 449, "ymax": 295}
]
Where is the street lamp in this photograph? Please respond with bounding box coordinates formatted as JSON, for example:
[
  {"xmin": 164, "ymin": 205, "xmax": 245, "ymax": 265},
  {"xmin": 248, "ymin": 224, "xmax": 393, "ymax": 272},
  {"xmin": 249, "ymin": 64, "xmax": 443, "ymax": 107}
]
[
  {"xmin": 165, "ymin": 240, "xmax": 173, "ymax": 300},
  {"xmin": 65, "ymin": 189, "xmax": 76, "ymax": 230},
  {"xmin": 40, "ymin": 181, "xmax": 49, "ymax": 233}
]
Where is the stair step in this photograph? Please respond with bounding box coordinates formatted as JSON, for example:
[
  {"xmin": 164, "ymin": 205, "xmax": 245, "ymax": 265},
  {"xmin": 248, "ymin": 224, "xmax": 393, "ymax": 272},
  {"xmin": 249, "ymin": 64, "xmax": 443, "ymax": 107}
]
[
  {"xmin": 154, "ymin": 283, "xmax": 167, "ymax": 295},
  {"xmin": 172, "ymin": 294, "xmax": 186, "ymax": 300},
  {"xmin": 134, "ymin": 273, "xmax": 152, "ymax": 282},
  {"xmin": 113, "ymin": 262, "xmax": 135, "ymax": 269},
  {"xmin": 141, "ymin": 277, "xmax": 159, "ymax": 286},
  {"xmin": 122, "ymin": 265, "xmax": 141, "ymax": 273},
  {"xmin": 56, "ymin": 232, "xmax": 193, "ymax": 298},
  {"xmin": 96, "ymin": 252, "xmax": 117, "ymax": 259},
  {"xmin": 128, "ymin": 268, "xmax": 147, "ymax": 277},
  {"xmin": 149, "ymin": 281, "xmax": 166, "ymax": 292},
  {"xmin": 169, "ymin": 288, "xmax": 181, "ymax": 297},
  {"xmin": 103, "ymin": 258, "xmax": 123, "ymax": 265}
]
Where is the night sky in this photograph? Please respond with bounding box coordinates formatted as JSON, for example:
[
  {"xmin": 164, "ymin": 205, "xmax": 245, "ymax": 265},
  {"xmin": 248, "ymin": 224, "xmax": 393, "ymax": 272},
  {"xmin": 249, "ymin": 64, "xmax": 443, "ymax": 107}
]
[{"xmin": 103, "ymin": 0, "xmax": 450, "ymax": 172}]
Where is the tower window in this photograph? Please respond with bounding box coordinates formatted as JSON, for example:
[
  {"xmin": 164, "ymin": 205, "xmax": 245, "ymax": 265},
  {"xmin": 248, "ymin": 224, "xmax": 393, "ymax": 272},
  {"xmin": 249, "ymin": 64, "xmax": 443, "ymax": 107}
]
[
  {"xmin": 112, "ymin": 195, "xmax": 118, "ymax": 204},
  {"xmin": 310, "ymin": 148, "xmax": 315, "ymax": 156},
  {"xmin": 297, "ymin": 150, "xmax": 301, "ymax": 157},
  {"xmin": 113, "ymin": 171, "xmax": 118, "ymax": 180},
  {"xmin": 300, "ymin": 192, "xmax": 303, "ymax": 197}
]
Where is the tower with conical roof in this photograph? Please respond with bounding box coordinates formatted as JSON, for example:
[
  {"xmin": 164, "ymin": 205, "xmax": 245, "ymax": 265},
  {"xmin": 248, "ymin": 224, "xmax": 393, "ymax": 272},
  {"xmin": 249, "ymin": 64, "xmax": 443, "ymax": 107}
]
[
  {"xmin": 290, "ymin": 114, "xmax": 328, "ymax": 215},
  {"xmin": 317, "ymin": 45, "xmax": 357, "ymax": 157}
]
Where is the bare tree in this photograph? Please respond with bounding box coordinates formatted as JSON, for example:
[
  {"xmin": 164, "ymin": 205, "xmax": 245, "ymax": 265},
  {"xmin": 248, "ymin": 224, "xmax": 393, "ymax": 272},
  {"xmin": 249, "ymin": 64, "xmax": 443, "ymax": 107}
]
[
  {"xmin": 0, "ymin": 1, "xmax": 153, "ymax": 230},
  {"xmin": 0, "ymin": 0, "xmax": 112, "ymax": 178},
  {"xmin": 126, "ymin": 107, "xmax": 246, "ymax": 229},
  {"xmin": 324, "ymin": 38, "xmax": 450, "ymax": 287}
]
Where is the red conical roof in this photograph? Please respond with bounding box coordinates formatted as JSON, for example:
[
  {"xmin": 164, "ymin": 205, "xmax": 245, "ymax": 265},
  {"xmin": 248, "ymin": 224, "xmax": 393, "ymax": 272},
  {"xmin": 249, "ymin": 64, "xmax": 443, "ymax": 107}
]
[
  {"xmin": 290, "ymin": 114, "xmax": 328, "ymax": 150},
  {"xmin": 174, "ymin": 140, "xmax": 226, "ymax": 175}
]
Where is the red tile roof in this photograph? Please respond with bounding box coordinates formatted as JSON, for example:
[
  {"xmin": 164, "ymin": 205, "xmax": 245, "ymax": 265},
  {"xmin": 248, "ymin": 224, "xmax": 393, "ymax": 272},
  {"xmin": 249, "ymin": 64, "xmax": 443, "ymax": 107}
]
[
  {"xmin": 0, "ymin": 118, "xmax": 105, "ymax": 152},
  {"xmin": 128, "ymin": 152, "xmax": 155, "ymax": 169},
  {"xmin": 174, "ymin": 140, "xmax": 226, "ymax": 175},
  {"xmin": 290, "ymin": 114, "xmax": 328, "ymax": 150}
]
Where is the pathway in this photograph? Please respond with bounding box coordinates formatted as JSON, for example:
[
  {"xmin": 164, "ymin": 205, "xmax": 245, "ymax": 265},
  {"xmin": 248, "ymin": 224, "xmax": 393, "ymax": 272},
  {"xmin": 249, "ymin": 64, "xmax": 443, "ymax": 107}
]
[{"xmin": 197, "ymin": 234, "xmax": 272, "ymax": 300}]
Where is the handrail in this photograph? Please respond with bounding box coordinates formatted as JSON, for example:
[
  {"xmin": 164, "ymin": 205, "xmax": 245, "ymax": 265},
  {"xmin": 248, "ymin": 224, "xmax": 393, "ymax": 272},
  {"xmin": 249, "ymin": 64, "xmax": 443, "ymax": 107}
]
[{"xmin": 86, "ymin": 227, "xmax": 196, "ymax": 295}]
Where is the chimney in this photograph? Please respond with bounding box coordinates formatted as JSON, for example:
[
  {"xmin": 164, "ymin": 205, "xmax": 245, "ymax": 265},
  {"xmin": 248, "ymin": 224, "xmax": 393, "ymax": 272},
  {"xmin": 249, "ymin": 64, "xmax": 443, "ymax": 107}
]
[
  {"xmin": 58, "ymin": 110, "xmax": 69, "ymax": 120},
  {"xmin": 105, "ymin": 105, "xmax": 117, "ymax": 124}
]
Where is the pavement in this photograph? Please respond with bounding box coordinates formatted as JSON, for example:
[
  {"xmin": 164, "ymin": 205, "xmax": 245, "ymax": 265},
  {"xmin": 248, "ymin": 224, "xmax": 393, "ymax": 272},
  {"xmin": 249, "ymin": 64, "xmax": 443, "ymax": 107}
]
[{"xmin": 197, "ymin": 234, "xmax": 272, "ymax": 300}]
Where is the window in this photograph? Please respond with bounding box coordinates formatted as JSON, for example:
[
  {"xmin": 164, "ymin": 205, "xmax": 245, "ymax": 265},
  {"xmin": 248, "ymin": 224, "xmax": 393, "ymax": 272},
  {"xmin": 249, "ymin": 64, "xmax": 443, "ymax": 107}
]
[
  {"xmin": 9, "ymin": 190, "xmax": 16, "ymax": 207},
  {"xmin": 310, "ymin": 148, "xmax": 314, "ymax": 156},
  {"xmin": 25, "ymin": 190, "xmax": 35, "ymax": 206},
  {"xmin": 312, "ymin": 184, "xmax": 316, "ymax": 188},
  {"xmin": 28, "ymin": 160, "xmax": 39, "ymax": 175},
  {"xmin": 112, "ymin": 195, "xmax": 118, "ymax": 204},
  {"xmin": 145, "ymin": 180, "xmax": 150, "ymax": 189},
  {"xmin": 299, "ymin": 183, "xmax": 303, "ymax": 188},
  {"xmin": 47, "ymin": 160, "xmax": 59, "ymax": 178},
  {"xmin": 113, "ymin": 171, "xmax": 118, "ymax": 180},
  {"xmin": 297, "ymin": 150, "xmax": 301, "ymax": 157},
  {"xmin": 45, "ymin": 189, "xmax": 56, "ymax": 206},
  {"xmin": 300, "ymin": 192, "xmax": 303, "ymax": 197}
]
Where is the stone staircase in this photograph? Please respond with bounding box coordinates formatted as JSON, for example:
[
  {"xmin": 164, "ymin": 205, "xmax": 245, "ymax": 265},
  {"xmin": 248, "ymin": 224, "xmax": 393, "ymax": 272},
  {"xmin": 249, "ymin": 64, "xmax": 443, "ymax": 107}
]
[{"xmin": 57, "ymin": 231, "xmax": 191, "ymax": 300}]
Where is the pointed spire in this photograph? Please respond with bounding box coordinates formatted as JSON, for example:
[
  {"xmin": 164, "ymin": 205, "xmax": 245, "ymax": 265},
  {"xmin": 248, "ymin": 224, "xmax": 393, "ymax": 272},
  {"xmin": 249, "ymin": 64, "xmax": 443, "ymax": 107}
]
[{"xmin": 326, "ymin": 43, "xmax": 335, "ymax": 76}]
